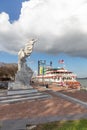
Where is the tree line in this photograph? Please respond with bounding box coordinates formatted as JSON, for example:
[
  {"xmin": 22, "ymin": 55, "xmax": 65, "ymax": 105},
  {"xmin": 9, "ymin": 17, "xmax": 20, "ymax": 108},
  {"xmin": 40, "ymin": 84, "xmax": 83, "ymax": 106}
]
[{"xmin": 0, "ymin": 63, "xmax": 18, "ymax": 81}]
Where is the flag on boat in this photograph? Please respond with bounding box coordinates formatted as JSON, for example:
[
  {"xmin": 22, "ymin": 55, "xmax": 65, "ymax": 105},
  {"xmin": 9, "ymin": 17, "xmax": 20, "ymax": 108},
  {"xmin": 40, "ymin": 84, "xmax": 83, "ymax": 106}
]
[{"xmin": 58, "ymin": 59, "xmax": 64, "ymax": 64}]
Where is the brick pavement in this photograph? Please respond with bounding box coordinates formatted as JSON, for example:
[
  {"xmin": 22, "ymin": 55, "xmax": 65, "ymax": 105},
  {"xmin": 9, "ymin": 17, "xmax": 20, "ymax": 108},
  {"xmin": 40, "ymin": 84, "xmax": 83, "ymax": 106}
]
[
  {"xmin": 0, "ymin": 86, "xmax": 87, "ymax": 130},
  {"xmin": 60, "ymin": 90, "xmax": 87, "ymax": 102},
  {"xmin": 42, "ymin": 85, "xmax": 87, "ymax": 103},
  {"xmin": 0, "ymin": 89, "xmax": 87, "ymax": 121}
]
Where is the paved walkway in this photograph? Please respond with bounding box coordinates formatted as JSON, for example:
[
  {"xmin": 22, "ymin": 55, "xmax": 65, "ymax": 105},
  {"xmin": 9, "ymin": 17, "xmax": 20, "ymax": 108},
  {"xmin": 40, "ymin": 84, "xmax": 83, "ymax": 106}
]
[
  {"xmin": 1, "ymin": 113, "xmax": 87, "ymax": 130},
  {"xmin": 52, "ymin": 91, "xmax": 87, "ymax": 108},
  {"xmin": 0, "ymin": 90, "xmax": 87, "ymax": 130}
]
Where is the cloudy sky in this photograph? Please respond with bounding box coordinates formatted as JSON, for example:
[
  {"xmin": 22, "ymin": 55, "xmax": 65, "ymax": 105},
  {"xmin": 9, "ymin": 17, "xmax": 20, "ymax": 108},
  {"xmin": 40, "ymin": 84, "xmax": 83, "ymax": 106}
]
[{"xmin": 0, "ymin": 0, "xmax": 87, "ymax": 77}]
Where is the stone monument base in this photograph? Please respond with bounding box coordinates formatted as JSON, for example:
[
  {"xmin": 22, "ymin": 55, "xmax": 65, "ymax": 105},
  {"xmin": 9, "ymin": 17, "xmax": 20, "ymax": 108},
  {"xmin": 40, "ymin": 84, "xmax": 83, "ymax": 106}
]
[
  {"xmin": 8, "ymin": 82, "xmax": 33, "ymax": 90},
  {"xmin": 8, "ymin": 81, "xmax": 38, "ymax": 95},
  {"xmin": 7, "ymin": 65, "xmax": 34, "ymax": 95},
  {"xmin": 8, "ymin": 88, "xmax": 38, "ymax": 95}
]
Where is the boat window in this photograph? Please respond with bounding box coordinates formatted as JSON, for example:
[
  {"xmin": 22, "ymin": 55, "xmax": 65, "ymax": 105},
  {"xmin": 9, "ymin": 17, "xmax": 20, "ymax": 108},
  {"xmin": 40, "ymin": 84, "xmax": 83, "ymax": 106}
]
[{"xmin": 67, "ymin": 77, "xmax": 72, "ymax": 80}]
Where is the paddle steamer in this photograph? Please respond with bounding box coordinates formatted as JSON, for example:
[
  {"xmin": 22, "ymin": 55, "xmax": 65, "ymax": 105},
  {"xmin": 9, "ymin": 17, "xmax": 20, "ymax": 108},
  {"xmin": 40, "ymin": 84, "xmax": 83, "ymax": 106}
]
[{"xmin": 32, "ymin": 67, "xmax": 80, "ymax": 88}]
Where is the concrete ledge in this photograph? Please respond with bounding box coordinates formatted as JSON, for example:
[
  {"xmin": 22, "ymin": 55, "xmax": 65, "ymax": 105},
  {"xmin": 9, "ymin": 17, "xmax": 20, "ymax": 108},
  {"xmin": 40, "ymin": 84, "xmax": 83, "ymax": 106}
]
[{"xmin": 8, "ymin": 88, "xmax": 38, "ymax": 95}]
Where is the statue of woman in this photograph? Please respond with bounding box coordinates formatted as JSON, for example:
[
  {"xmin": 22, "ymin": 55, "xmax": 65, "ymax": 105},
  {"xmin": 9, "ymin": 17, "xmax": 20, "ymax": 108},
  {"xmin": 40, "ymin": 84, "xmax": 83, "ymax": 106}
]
[{"xmin": 18, "ymin": 39, "xmax": 37, "ymax": 71}]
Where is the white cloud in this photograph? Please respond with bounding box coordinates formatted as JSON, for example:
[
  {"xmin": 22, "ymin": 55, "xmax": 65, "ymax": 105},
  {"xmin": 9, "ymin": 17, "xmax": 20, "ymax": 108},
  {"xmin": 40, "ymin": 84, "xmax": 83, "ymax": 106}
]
[{"xmin": 0, "ymin": 0, "xmax": 87, "ymax": 57}]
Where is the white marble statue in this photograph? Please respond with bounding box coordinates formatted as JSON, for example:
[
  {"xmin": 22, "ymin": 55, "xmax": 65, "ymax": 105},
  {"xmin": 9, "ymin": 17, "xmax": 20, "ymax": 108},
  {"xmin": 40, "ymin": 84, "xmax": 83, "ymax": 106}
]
[{"xmin": 18, "ymin": 39, "xmax": 37, "ymax": 71}]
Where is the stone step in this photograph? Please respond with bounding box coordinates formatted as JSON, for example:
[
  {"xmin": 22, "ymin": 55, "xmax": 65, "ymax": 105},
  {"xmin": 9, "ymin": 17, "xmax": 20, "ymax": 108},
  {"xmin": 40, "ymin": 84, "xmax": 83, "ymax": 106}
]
[
  {"xmin": 0, "ymin": 88, "xmax": 51, "ymax": 104},
  {"xmin": 7, "ymin": 88, "xmax": 38, "ymax": 95},
  {"xmin": 0, "ymin": 94, "xmax": 50, "ymax": 104},
  {"xmin": 0, "ymin": 92, "xmax": 44, "ymax": 100}
]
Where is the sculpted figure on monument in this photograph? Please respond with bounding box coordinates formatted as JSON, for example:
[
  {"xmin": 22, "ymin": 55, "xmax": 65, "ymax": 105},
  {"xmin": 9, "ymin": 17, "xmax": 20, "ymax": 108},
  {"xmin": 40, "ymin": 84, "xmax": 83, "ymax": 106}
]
[
  {"xmin": 8, "ymin": 38, "xmax": 37, "ymax": 90},
  {"xmin": 18, "ymin": 39, "xmax": 37, "ymax": 71}
]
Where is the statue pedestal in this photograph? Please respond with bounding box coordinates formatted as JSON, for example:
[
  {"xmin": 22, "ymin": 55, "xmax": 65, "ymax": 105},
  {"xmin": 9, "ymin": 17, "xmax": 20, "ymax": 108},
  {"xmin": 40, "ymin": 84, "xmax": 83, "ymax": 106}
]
[
  {"xmin": 8, "ymin": 66, "xmax": 37, "ymax": 95},
  {"xmin": 8, "ymin": 88, "xmax": 38, "ymax": 95}
]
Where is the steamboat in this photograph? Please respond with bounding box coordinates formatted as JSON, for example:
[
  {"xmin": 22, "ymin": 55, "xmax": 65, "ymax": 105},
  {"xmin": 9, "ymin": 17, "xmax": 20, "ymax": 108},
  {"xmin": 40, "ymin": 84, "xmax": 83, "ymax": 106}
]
[{"xmin": 32, "ymin": 60, "xmax": 81, "ymax": 88}]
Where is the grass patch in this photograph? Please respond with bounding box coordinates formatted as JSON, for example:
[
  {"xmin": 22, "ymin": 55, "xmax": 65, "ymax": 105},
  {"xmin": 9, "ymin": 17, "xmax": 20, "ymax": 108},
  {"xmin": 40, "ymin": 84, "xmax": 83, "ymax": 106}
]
[{"xmin": 27, "ymin": 119, "xmax": 87, "ymax": 130}]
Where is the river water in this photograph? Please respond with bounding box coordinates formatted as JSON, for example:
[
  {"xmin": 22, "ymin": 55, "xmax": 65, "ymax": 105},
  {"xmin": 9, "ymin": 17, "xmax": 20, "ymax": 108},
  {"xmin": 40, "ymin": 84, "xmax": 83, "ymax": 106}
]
[{"xmin": 77, "ymin": 79, "xmax": 87, "ymax": 88}]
